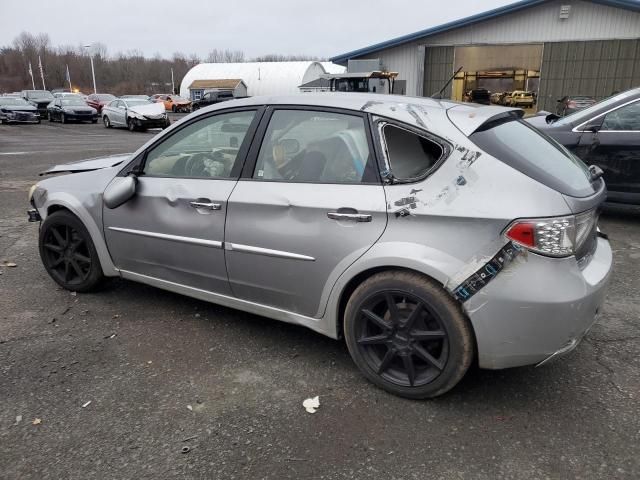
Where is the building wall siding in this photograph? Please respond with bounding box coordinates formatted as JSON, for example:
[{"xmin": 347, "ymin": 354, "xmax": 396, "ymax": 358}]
[{"xmin": 355, "ymin": 0, "xmax": 640, "ymax": 96}]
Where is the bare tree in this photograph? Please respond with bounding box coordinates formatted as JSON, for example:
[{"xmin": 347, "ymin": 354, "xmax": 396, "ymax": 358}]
[{"xmin": 206, "ymin": 49, "xmax": 245, "ymax": 63}]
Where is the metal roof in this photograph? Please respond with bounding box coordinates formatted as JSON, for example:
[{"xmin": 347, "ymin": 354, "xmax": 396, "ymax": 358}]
[
  {"xmin": 330, "ymin": 0, "xmax": 640, "ymax": 63},
  {"xmin": 188, "ymin": 79, "xmax": 245, "ymax": 90}
]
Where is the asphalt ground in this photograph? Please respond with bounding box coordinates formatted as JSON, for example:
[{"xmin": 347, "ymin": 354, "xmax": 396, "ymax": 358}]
[{"xmin": 0, "ymin": 117, "xmax": 639, "ymax": 480}]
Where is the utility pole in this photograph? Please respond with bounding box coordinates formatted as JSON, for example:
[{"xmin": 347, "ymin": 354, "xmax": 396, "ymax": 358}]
[
  {"xmin": 171, "ymin": 68, "xmax": 175, "ymax": 94},
  {"xmin": 84, "ymin": 44, "xmax": 97, "ymax": 94}
]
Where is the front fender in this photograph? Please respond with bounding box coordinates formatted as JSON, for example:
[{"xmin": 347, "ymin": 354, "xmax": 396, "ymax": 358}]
[{"xmin": 40, "ymin": 192, "xmax": 118, "ymax": 276}]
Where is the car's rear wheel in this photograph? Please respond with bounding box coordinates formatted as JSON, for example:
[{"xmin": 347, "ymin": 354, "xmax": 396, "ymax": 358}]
[
  {"xmin": 103, "ymin": 116, "xmax": 111, "ymax": 128},
  {"xmin": 39, "ymin": 210, "xmax": 104, "ymax": 292},
  {"xmin": 61, "ymin": 113, "xmax": 67, "ymax": 124},
  {"xmin": 344, "ymin": 271, "xmax": 474, "ymax": 399}
]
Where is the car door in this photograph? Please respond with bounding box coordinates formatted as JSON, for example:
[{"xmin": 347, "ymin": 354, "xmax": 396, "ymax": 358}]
[
  {"xmin": 108, "ymin": 100, "xmax": 122, "ymax": 125},
  {"xmin": 577, "ymin": 99, "xmax": 640, "ymax": 199},
  {"xmin": 224, "ymin": 107, "xmax": 387, "ymax": 318},
  {"xmin": 103, "ymin": 108, "xmax": 262, "ymax": 294}
]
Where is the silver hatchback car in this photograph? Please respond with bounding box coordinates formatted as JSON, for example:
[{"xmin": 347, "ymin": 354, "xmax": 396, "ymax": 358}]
[{"xmin": 28, "ymin": 93, "xmax": 612, "ymax": 398}]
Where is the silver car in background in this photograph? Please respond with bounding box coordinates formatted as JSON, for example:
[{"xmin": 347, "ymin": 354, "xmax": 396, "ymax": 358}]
[
  {"xmin": 102, "ymin": 98, "xmax": 169, "ymax": 131},
  {"xmin": 28, "ymin": 93, "xmax": 612, "ymax": 398}
]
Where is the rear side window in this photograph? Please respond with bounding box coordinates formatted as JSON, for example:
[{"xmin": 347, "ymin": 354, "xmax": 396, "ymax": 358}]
[
  {"xmin": 471, "ymin": 118, "xmax": 594, "ymax": 197},
  {"xmin": 381, "ymin": 124, "xmax": 443, "ymax": 181},
  {"xmin": 253, "ymin": 109, "xmax": 376, "ymax": 184}
]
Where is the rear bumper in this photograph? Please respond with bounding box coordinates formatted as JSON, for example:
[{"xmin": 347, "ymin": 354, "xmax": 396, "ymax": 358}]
[{"xmin": 466, "ymin": 237, "xmax": 612, "ymax": 369}]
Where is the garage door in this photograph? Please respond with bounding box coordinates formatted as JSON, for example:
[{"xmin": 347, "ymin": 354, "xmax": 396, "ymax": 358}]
[
  {"xmin": 423, "ymin": 46, "xmax": 454, "ymax": 98},
  {"xmin": 539, "ymin": 39, "xmax": 640, "ymax": 112}
]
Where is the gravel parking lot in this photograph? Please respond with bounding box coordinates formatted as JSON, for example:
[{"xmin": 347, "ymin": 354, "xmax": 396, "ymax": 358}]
[{"xmin": 1, "ymin": 118, "xmax": 639, "ymax": 479}]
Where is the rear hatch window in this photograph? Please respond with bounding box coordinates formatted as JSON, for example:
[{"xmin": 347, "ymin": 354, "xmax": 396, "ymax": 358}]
[{"xmin": 470, "ymin": 116, "xmax": 597, "ymax": 198}]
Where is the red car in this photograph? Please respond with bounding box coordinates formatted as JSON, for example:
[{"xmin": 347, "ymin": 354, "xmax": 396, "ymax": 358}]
[{"xmin": 85, "ymin": 94, "xmax": 116, "ymax": 113}]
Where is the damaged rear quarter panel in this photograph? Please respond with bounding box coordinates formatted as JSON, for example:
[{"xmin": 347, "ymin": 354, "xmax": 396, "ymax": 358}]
[{"xmin": 365, "ymin": 109, "xmax": 573, "ymax": 306}]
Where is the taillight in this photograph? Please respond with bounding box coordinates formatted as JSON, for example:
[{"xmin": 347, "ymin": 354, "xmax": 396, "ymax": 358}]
[{"xmin": 504, "ymin": 210, "xmax": 597, "ymax": 257}]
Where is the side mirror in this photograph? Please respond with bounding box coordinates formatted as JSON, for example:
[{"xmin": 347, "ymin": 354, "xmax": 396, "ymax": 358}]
[
  {"xmin": 583, "ymin": 118, "xmax": 603, "ymax": 133},
  {"xmin": 104, "ymin": 175, "xmax": 137, "ymax": 209}
]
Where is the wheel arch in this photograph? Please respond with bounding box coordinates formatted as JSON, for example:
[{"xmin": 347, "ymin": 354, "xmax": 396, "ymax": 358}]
[
  {"xmin": 41, "ymin": 196, "xmax": 118, "ymax": 277},
  {"xmin": 333, "ymin": 263, "xmax": 478, "ymax": 366}
]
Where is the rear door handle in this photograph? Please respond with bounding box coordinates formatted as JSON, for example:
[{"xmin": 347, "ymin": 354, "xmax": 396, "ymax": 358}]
[
  {"xmin": 327, "ymin": 212, "xmax": 372, "ymax": 222},
  {"xmin": 189, "ymin": 201, "xmax": 221, "ymax": 210}
]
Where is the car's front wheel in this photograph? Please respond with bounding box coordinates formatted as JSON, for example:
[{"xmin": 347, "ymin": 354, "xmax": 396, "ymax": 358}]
[
  {"xmin": 61, "ymin": 113, "xmax": 67, "ymax": 124},
  {"xmin": 103, "ymin": 116, "xmax": 111, "ymax": 128},
  {"xmin": 39, "ymin": 210, "xmax": 105, "ymax": 292},
  {"xmin": 127, "ymin": 118, "xmax": 136, "ymax": 132},
  {"xmin": 344, "ymin": 271, "xmax": 474, "ymax": 399}
]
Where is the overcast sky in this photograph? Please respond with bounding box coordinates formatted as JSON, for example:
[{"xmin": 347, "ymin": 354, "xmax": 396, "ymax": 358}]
[{"xmin": 1, "ymin": 0, "xmax": 513, "ymax": 59}]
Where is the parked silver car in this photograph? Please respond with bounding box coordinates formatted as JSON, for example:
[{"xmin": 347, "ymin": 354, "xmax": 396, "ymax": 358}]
[
  {"xmin": 102, "ymin": 98, "xmax": 169, "ymax": 131},
  {"xmin": 28, "ymin": 93, "xmax": 612, "ymax": 398}
]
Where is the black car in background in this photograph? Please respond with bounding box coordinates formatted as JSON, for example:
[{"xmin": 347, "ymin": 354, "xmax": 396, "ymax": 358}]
[
  {"xmin": 21, "ymin": 90, "xmax": 54, "ymax": 118},
  {"xmin": 527, "ymin": 88, "xmax": 640, "ymax": 205},
  {"xmin": 47, "ymin": 96, "xmax": 98, "ymax": 123},
  {"xmin": 556, "ymin": 95, "xmax": 596, "ymax": 116},
  {"xmin": 0, "ymin": 96, "xmax": 40, "ymax": 124},
  {"xmin": 191, "ymin": 90, "xmax": 234, "ymax": 110}
]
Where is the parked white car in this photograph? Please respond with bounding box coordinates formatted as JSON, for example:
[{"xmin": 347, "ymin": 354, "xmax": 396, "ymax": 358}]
[{"xmin": 102, "ymin": 99, "xmax": 169, "ymax": 131}]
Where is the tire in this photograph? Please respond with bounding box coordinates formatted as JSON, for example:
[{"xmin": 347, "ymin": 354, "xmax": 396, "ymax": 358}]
[
  {"xmin": 39, "ymin": 210, "xmax": 105, "ymax": 292},
  {"xmin": 344, "ymin": 271, "xmax": 474, "ymax": 399},
  {"xmin": 48, "ymin": 113, "xmax": 54, "ymax": 122},
  {"xmin": 61, "ymin": 113, "xmax": 67, "ymax": 124},
  {"xmin": 172, "ymin": 104, "xmax": 177, "ymax": 113},
  {"xmin": 192, "ymin": 104, "xmax": 199, "ymax": 111},
  {"xmin": 103, "ymin": 116, "xmax": 112, "ymax": 128},
  {"xmin": 91, "ymin": 119, "xmax": 98, "ymax": 124},
  {"xmin": 127, "ymin": 118, "xmax": 136, "ymax": 132}
]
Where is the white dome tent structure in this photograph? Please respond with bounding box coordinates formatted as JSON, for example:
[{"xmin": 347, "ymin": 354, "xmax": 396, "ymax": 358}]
[{"xmin": 180, "ymin": 61, "xmax": 345, "ymax": 100}]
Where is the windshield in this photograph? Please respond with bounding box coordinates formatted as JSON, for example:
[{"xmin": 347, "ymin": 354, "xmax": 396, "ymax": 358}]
[
  {"xmin": 125, "ymin": 99, "xmax": 152, "ymax": 106},
  {"xmin": 0, "ymin": 97, "xmax": 29, "ymax": 106},
  {"xmin": 61, "ymin": 98, "xmax": 87, "ymax": 106},
  {"xmin": 471, "ymin": 117, "xmax": 595, "ymax": 197},
  {"xmin": 556, "ymin": 89, "xmax": 640, "ymax": 125},
  {"xmin": 27, "ymin": 90, "xmax": 54, "ymax": 99},
  {"xmin": 169, "ymin": 95, "xmax": 186, "ymax": 101},
  {"xmin": 96, "ymin": 94, "xmax": 115, "ymax": 101}
]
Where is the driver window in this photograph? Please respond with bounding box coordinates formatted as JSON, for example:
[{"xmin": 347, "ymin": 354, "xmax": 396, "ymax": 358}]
[
  {"xmin": 144, "ymin": 110, "xmax": 256, "ymax": 178},
  {"xmin": 253, "ymin": 110, "xmax": 374, "ymax": 184},
  {"xmin": 601, "ymin": 101, "xmax": 640, "ymax": 131}
]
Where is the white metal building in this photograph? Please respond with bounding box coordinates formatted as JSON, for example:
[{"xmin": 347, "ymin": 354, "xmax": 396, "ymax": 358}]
[
  {"xmin": 330, "ymin": 0, "xmax": 640, "ymax": 111},
  {"xmin": 180, "ymin": 61, "xmax": 344, "ymax": 100}
]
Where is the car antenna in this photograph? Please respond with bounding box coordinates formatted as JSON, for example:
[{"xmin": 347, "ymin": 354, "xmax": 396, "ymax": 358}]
[{"xmin": 431, "ymin": 66, "xmax": 463, "ymax": 99}]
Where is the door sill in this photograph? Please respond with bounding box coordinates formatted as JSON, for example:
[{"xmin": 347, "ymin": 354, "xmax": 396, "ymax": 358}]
[{"xmin": 118, "ymin": 269, "xmax": 335, "ymax": 338}]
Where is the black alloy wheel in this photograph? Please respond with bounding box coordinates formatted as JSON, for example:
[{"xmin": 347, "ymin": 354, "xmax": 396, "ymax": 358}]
[
  {"xmin": 355, "ymin": 291, "xmax": 449, "ymax": 387},
  {"xmin": 344, "ymin": 271, "xmax": 474, "ymax": 399},
  {"xmin": 39, "ymin": 210, "xmax": 104, "ymax": 292}
]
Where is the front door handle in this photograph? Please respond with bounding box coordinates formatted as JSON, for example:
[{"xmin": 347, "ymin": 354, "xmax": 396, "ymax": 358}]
[
  {"xmin": 327, "ymin": 211, "xmax": 372, "ymax": 222},
  {"xmin": 189, "ymin": 201, "xmax": 221, "ymax": 210}
]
